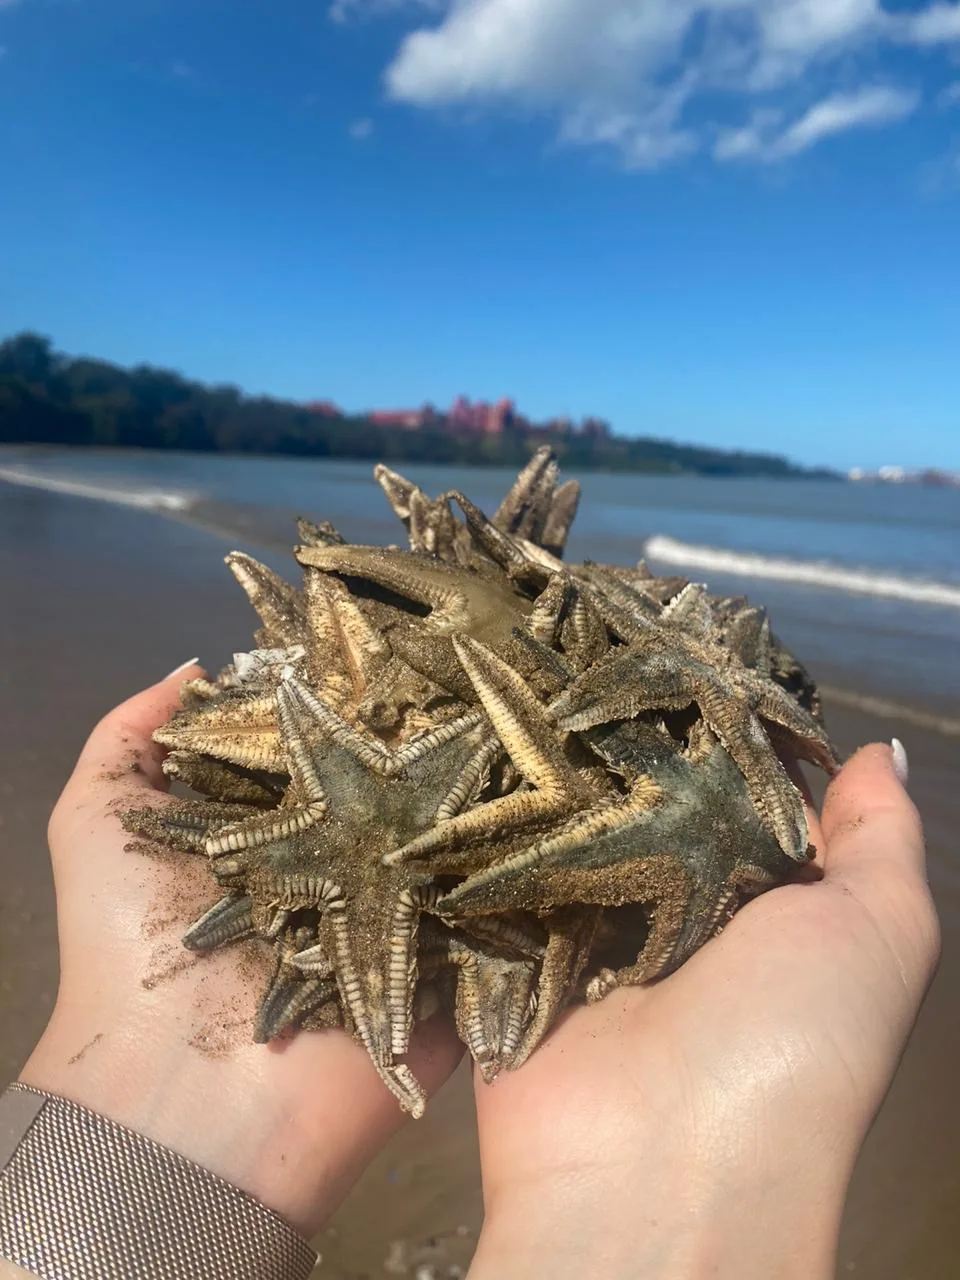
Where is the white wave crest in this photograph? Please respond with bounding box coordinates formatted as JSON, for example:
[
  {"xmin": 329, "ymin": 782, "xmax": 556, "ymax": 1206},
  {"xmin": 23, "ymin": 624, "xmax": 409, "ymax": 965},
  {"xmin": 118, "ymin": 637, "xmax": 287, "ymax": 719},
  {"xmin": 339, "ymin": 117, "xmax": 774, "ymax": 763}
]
[
  {"xmin": 645, "ymin": 534, "xmax": 960, "ymax": 609},
  {"xmin": 0, "ymin": 466, "xmax": 195, "ymax": 513}
]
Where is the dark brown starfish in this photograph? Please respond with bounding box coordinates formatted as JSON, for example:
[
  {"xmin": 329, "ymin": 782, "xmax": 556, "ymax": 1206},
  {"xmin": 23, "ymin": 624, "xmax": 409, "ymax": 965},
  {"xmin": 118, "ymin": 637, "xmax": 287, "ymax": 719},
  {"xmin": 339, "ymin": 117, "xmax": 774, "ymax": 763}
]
[{"xmin": 439, "ymin": 718, "xmax": 797, "ymax": 994}]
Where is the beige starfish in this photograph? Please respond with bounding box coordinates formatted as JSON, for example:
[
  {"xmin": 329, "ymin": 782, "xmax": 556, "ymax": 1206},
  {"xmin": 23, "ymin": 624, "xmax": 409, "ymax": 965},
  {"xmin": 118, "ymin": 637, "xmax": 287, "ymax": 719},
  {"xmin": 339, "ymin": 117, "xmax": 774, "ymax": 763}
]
[{"xmin": 384, "ymin": 635, "xmax": 606, "ymax": 874}]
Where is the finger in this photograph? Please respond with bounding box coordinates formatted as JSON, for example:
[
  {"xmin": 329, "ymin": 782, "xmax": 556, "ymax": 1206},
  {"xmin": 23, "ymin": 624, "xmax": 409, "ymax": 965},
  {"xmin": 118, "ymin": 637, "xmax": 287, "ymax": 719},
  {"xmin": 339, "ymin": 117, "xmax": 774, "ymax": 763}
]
[
  {"xmin": 819, "ymin": 740, "xmax": 939, "ymax": 997},
  {"xmin": 821, "ymin": 742, "xmax": 924, "ymax": 880},
  {"xmin": 53, "ymin": 660, "xmax": 204, "ymax": 820}
]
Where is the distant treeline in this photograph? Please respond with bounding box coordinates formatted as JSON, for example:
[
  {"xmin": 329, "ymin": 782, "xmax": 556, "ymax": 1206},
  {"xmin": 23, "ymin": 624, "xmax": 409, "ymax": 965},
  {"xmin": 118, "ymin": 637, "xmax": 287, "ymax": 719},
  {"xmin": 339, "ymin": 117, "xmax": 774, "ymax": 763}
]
[{"xmin": 0, "ymin": 333, "xmax": 834, "ymax": 478}]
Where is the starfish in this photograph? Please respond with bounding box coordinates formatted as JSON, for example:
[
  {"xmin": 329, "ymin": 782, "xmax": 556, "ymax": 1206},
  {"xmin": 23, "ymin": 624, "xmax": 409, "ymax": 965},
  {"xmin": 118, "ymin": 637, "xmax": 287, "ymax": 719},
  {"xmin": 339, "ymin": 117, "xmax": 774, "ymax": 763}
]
[
  {"xmin": 547, "ymin": 596, "xmax": 839, "ymax": 859},
  {"xmin": 439, "ymin": 718, "xmax": 796, "ymax": 994},
  {"xmin": 384, "ymin": 635, "xmax": 606, "ymax": 876},
  {"xmin": 374, "ymin": 465, "xmax": 476, "ymax": 565},
  {"xmin": 152, "ymin": 557, "xmax": 405, "ymax": 772},
  {"xmin": 192, "ymin": 675, "xmax": 493, "ymax": 1116},
  {"xmin": 374, "ymin": 446, "xmax": 582, "ymax": 565}
]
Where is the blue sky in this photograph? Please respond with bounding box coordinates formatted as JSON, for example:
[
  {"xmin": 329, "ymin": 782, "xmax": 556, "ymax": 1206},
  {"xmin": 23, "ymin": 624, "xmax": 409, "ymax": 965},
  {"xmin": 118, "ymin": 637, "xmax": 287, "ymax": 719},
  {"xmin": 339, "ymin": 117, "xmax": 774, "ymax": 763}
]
[{"xmin": 1, "ymin": 0, "xmax": 959, "ymax": 472}]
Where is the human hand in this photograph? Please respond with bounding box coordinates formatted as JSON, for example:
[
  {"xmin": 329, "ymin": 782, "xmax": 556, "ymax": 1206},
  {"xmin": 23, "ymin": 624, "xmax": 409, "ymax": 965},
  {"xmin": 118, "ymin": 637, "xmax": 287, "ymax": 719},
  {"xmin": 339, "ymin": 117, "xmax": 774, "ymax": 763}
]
[
  {"xmin": 19, "ymin": 664, "xmax": 462, "ymax": 1237},
  {"xmin": 466, "ymin": 744, "xmax": 939, "ymax": 1280}
]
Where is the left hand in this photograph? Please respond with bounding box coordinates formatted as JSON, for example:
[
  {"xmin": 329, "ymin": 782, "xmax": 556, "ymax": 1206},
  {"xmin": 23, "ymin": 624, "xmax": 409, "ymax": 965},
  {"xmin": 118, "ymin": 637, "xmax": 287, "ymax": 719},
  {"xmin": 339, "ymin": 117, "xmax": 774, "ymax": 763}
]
[{"xmin": 21, "ymin": 663, "xmax": 463, "ymax": 1237}]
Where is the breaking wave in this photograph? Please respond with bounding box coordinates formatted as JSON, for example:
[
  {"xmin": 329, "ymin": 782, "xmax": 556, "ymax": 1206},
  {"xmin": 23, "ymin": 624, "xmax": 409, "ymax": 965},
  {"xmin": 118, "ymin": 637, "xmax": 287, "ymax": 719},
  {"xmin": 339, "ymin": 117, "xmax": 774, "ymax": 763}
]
[
  {"xmin": 0, "ymin": 466, "xmax": 196, "ymax": 513},
  {"xmin": 644, "ymin": 534, "xmax": 960, "ymax": 609}
]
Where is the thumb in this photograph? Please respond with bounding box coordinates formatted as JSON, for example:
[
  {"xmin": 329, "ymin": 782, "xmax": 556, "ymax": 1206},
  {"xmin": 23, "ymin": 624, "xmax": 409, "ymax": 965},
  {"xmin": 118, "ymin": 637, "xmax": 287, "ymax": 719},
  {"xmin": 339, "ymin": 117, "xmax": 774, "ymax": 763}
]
[
  {"xmin": 821, "ymin": 742, "xmax": 924, "ymax": 882},
  {"xmin": 50, "ymin": 659, "xmax": 205, "ymax": 841},
  {"xmin": 821, "ymin": 741, "xmax": 938, "ymax": 994}
]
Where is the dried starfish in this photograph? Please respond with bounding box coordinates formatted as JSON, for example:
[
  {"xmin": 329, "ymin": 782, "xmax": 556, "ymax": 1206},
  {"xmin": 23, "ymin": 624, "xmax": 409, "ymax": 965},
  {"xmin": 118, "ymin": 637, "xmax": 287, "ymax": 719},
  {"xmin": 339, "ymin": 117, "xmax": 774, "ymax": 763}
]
[
  {"xmin": 547, "ymin": 596, "xmax": 838, "ymax": 858},
  {"xmin": 193, "ymin": 674, "xmax": 493, "ymax": 1115},
  {"xmin": 440, "ymin": 718, "xmax": 795, "ymax": 994},
  {"xmin": 384, "ymin": 635, "xmax": 606, "ymax": 876},
  {"xmin": 375, "ymin": 446, "xmax": 582, "ymax": 565}
]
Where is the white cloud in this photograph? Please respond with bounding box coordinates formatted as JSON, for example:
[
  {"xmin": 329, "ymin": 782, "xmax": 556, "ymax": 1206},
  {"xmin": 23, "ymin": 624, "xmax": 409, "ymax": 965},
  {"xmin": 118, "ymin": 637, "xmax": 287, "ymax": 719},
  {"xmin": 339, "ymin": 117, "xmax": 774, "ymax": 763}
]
[
  {"xmin": 775, "ymin": 85, "xmax": 919, "ymax": 154},
  {"xmin": 337, "ymin": 0, "xmax": 960, "ymax": 168},
  {"xmin": 901, "ymin": 4, "xmax": 960, "ymax": 44},
  {"xmin": 716, "ymin": 87, "xmax": 918, "ymax": 160},
  {"xmin": 348, "ymin": 116, "xmax": 375, "ymax": 139}
]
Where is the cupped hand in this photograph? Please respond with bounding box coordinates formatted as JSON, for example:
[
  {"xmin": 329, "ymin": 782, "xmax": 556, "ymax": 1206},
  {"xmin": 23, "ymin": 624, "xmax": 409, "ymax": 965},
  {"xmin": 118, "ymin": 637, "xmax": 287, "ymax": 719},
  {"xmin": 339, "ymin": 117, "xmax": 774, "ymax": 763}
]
[
  {"xmin": 20, "ymin": 665, "xmax": 462, "ymax": 1236},
  {"xmin": 467, "ymin": 744, "xmax": 940, "ymax": 1280}
]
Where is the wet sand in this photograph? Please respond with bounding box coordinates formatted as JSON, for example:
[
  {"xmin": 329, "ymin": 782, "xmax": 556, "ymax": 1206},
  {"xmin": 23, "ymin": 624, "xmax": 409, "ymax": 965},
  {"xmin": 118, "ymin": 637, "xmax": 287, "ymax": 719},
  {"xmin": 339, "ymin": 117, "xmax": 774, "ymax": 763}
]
[{"xmin": 0, "ymin": 484, "xmax": 957, "ymax": 1277}]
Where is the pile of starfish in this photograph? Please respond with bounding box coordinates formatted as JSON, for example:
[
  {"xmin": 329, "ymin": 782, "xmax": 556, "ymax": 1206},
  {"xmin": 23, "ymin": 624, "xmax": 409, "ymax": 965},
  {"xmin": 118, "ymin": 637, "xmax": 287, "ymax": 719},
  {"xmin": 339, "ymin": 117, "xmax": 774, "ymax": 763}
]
[{"xmin": 124, "ymin": 448, "xmax": 840, "ymax": 1116}]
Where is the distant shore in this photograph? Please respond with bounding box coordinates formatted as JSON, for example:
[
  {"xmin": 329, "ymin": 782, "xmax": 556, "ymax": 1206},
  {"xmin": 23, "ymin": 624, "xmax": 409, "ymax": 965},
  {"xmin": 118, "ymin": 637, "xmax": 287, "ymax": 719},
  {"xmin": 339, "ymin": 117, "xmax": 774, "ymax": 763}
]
[{"xmin": 0, "ymin": 333, "xmax": 837, "ymax": 480}]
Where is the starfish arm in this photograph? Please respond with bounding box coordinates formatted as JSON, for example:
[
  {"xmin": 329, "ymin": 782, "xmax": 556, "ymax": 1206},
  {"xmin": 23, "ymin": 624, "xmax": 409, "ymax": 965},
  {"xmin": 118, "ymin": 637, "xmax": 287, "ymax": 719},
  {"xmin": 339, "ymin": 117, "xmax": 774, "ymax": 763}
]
[
  {"xmin": 526, "ymin": 574, "xmax": 570, "ymax": 645},
  {"xmin": 205, "ymin": 798, "xmax": 328, "ymax": 857},
  {"xmin": 319, "ymin": 890, "xmax": 428, "ymax": 1117},
  {"xmin": 182, "ymin": 893, "xmax": 255, "ymax": 951},
  {"xmin": 492, "ymin": 445, "xmax": 559, "ymax": 542},
  {"xmin": 550, "ymin": 647, "xmax": 693, "ymax": 731},
  {"xmin": 541, "ymin": 478, "xmax": 581, "ymax": 558},
  {"xmin": 721, "ymin": 605, "xmax": 772, "ymax": 672},
  {"xmin": 661, "ymin": 583, "xmax": 712, "ymax": 636},
  {"xmin": 162, "ymin": 750, "xmax": 284, "ymax": 807},
  {"xmin": 448, "ymin": 491, "xmax": 533, "ymax": 581},
  {"xmin": 122, "ymin": 800, "xmax": 255, "ymax": 855},
  {"xmin": 509, "ymin": 905, "xmax": 600, "ymax": 1070},
  {"xmin": 225, "ymin": 552, "xmax": 305, "ymax": 649},
  {"xmin": 296, "ymin": 516, "xmax": 345, "ymax": 548},
  {"xmin": 384, "ymin": 637, "xmax": 591, "ymax": 866},
  {"xmin": 303, "ymin": 568, "xmax": 390, "ymax": 710},
  {"xmin": 280, "ymin": 676, "xmax": 395, "ymax": 774},
  {"xmin": 453, "ymin": 636, "xmax": 579, "ymax": 792},
  {"xmin": 434, "ymin": 730, "xmax": 503, "ymax": 823},
  {"xmin": 295, "ymin": 544, "xmax": 472, "ymax": 628},
  {"xmin": 450, "ymin": 913, "xmax": 547, "ymax": 959},
  {"xmin": 693, "ymin": 679, "xmax": 809, "ymax": 860},
  {"xmin": 560, "ymin": 586, "xmax": 610, "ymax": 671},
  {"xmin": 744, "ymin": 672, "xmax": 841, "ymax": 774},
  {"xmin": 374, "ymin": 463, "xmax": 419, "ymax": 526},
  {"xmin": 445, "ymin": 933, "xmax": 536, "ymax": 1081},
  {"xmin": 153, "ymin": 693, "xmax": 285, "ymax": 772},
  {"xmin": 438, "ymin": 781, "xmax": 661, "ymax": 915},
  {"xmin": 255, "ymin": 969, "xmax": 339, "ymax": 1042},
  {"xmin": 386, "ymin": 885, "xmax": 439, "ymax": 1057}
]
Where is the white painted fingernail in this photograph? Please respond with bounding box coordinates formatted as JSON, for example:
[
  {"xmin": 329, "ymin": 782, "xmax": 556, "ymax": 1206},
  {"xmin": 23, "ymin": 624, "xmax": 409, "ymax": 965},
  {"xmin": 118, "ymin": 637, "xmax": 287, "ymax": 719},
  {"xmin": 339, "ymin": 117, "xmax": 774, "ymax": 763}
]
[
  {"xmin": 164, "ymin": 657, "xmax": 200, "ymax": 680},
  {"xmin": 891, "ymin": 738, "xmax": 909, "ymax": 788}
]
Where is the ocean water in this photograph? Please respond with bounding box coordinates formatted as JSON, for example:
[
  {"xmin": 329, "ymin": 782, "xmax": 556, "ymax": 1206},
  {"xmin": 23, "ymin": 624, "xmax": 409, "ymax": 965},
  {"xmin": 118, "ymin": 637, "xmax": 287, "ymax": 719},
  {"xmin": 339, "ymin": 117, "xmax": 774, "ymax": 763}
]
[{"xmin": 2, "ymin": 445, "xmax": 959, "ymax": 722}]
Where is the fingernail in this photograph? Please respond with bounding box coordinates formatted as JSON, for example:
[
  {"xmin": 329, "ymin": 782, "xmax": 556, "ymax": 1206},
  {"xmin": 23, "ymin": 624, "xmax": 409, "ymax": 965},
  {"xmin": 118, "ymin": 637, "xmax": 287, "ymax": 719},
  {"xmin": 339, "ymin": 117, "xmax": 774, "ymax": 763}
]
[
  {"xmin": 891, "ymin": 738, "xmax": 909, "ymax": 788},
  {"xmin": 164, "ymin": 657, "xmax": 200, "ymax": 680}
]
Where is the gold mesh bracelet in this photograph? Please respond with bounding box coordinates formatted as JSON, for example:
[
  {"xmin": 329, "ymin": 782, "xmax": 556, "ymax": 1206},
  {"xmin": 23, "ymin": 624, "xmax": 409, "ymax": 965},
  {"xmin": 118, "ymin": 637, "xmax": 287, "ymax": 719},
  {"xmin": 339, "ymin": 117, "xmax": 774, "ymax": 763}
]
[{"xmin": 0, "ymin": 1083, "xmax": 317, "ymax": 1280}]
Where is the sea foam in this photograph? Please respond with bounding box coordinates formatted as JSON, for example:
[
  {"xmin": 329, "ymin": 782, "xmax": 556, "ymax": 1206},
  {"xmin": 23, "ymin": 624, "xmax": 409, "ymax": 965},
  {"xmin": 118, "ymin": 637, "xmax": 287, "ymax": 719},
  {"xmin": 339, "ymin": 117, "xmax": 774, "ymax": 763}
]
[
  {"xmin": 645, "ymin": 534, "xmax": 960, "ymax": 609},
  {"xmin": 0, "ymin": 466, "xmax": 195, "ymax": 513}
]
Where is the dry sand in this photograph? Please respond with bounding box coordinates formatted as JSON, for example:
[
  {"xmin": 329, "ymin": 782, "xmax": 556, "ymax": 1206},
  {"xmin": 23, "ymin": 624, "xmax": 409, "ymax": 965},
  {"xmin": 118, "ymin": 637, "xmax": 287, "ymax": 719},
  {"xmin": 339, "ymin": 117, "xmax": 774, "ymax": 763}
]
[{"xmin": 1, "ymin": 483, "xmax": 957, "ymax": 1278}]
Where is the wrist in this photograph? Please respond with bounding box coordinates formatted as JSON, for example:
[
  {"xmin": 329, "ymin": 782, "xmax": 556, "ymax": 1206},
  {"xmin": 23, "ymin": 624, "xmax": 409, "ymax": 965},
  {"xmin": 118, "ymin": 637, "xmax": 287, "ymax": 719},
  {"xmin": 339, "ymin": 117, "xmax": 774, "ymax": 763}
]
[
  {"xmin": 19, "ymin": 996, "xmax": 395, "ymax": 1237},
  {"xmin": 469, "ymin": 1136, "xmax": 851, "ymax": 1280}
]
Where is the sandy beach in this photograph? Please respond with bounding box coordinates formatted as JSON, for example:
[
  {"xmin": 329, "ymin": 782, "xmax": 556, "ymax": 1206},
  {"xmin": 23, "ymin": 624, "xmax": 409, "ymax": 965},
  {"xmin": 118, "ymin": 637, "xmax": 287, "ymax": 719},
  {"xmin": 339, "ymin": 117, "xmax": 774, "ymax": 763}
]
[{"xmin": 1, "ymin": 482, "xmax": 957, "ymax": 1278}]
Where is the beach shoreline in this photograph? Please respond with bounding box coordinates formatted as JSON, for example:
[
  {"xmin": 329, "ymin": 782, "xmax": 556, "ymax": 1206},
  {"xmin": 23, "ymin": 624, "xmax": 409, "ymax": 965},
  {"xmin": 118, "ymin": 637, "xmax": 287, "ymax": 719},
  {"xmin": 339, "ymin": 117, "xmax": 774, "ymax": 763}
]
[{"xmin": 1, "ymin": 482, "xmax": 957, "ymax": 1277}]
